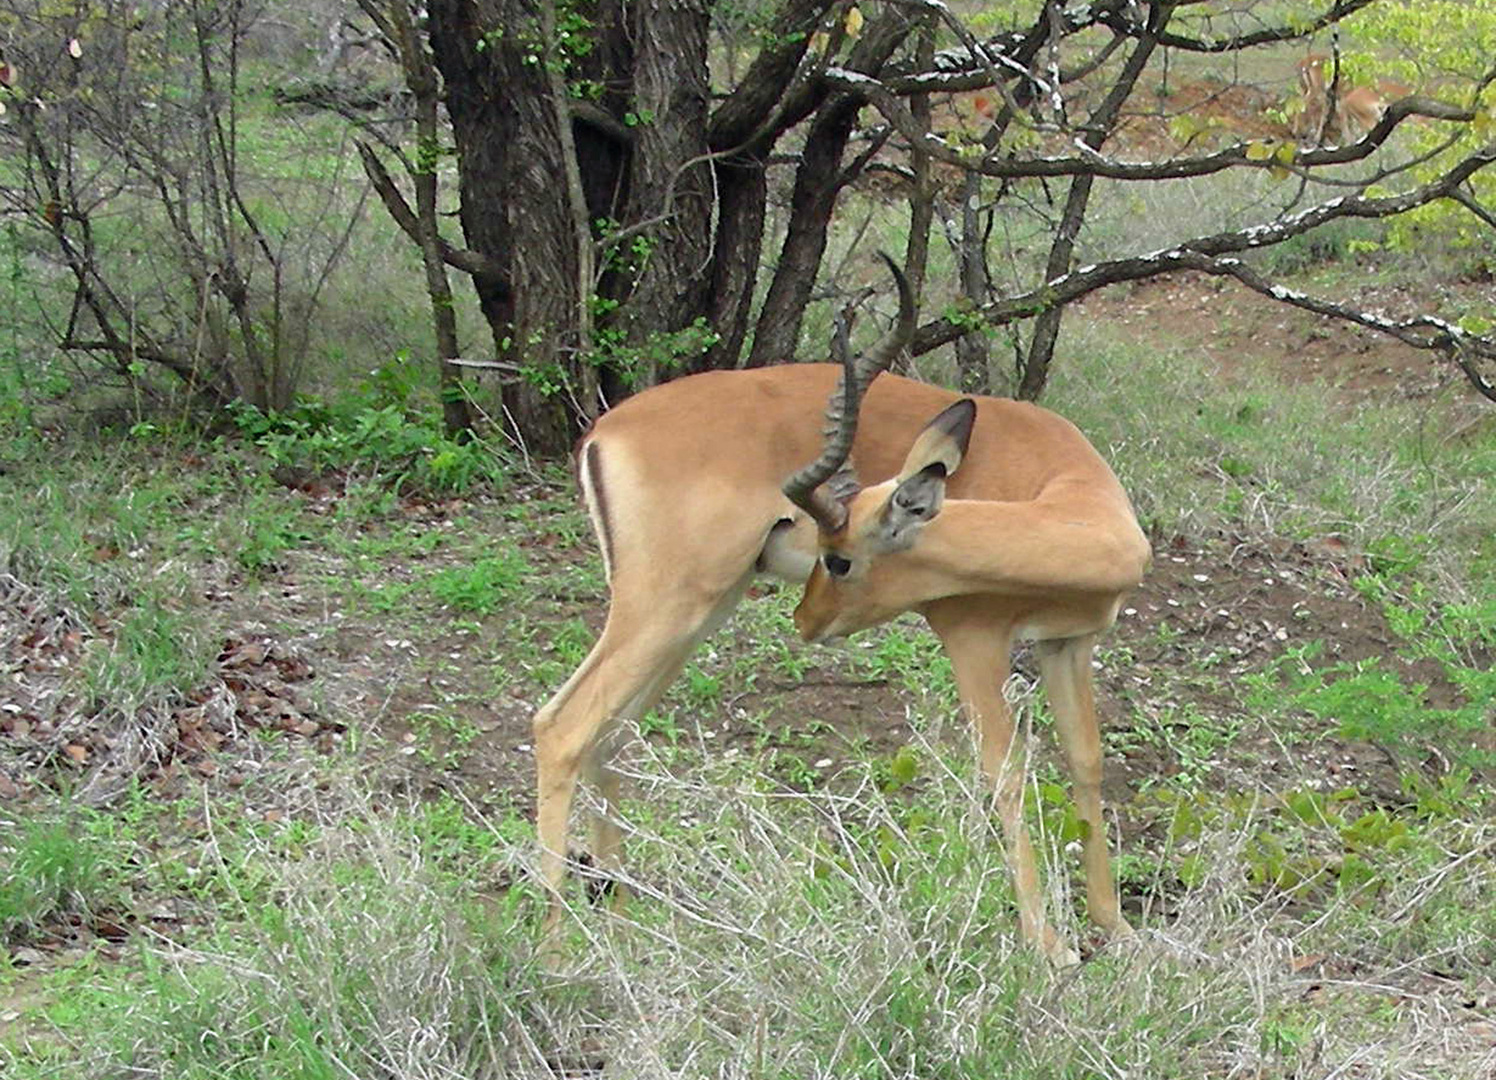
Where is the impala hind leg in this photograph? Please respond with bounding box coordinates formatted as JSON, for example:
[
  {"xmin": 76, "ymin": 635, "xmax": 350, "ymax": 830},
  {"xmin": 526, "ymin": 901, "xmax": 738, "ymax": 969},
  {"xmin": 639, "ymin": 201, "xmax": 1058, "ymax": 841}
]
[
  {"xmin": 534, "ymin": 623, "xmax": 693, "ymax": 934},
  {"xmin": 577, "ymin": 643, "xmax": 706, "ymax": 907},
  {"xmin": 927, "ymin": 601, "xmax": 1077, "ymax": 966},
  {"xmin": 533, "ymin": 577, "xmax": 748, "ymax": 940},
  {"xmin": 1037, "ymin": 634, "xmax": 1132, "ymax": 940}
]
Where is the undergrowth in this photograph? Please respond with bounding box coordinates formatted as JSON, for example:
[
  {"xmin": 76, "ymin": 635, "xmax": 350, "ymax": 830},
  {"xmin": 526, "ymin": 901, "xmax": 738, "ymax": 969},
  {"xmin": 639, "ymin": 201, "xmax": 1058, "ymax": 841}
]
[
  {"xmin": 6, "ymin": 757, "xmax": 1488, "ymax": 1079},
  {"xmin": 227, "ymin": 352, "xmax": 511, "ymax": 496}
]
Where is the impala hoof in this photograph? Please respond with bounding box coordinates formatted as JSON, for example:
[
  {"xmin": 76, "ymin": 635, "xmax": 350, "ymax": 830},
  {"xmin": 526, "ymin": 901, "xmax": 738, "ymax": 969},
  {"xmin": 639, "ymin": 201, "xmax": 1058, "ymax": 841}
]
[{"xmin": 1048, "ymin": 942, "xmax": 1083, "ymax": 968}]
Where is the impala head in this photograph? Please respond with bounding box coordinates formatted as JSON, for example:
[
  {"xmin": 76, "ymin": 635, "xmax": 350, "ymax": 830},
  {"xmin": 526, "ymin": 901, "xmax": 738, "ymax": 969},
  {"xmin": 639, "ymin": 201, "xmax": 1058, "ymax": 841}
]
[
  {"xmin": 792, "ymin": 398, "xmax": 976, "ymax": 641},
  {"xmin": 1298, "ymin": 52, "xmax": 1329, "ymax": 93},
  {"xmin": 783, "ymin": 255, "xmax": 979, "ymax": 641}
]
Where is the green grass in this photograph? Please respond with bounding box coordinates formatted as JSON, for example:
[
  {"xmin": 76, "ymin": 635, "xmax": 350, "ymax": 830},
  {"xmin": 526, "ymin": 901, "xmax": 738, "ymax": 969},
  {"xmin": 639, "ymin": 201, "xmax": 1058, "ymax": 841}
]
[
  {"xmin": 428, "ymin": 550, "xmax": 529, "ymax": 615},
  {"xmin": 4, "ymin": 752, "xmax": 1490, "ymax": 1078},
  {"xmin": 2, "ymin": 792, "xmax": 541, "ymax": 1080},
  {"xmin": 0, "ymin": 818, "xmax": 120, "ymax": 946},
  {"xmin": 1051, "ymin": 321, "xmax": 1496, "ymax": 595}
]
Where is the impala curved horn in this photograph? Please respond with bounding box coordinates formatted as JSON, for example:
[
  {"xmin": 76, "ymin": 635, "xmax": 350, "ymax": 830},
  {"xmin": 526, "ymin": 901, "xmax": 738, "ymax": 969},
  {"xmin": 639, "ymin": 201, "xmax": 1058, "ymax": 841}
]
[{"xmin": 782, "ymin": 252, "xmax": 915, "ymax": 534}]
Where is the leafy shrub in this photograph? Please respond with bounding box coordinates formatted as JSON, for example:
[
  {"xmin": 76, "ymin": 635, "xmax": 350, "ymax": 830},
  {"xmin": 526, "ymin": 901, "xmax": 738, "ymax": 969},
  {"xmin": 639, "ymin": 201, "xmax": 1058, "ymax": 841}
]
[{"xmin": 229, "ymin": 369, "xmax": 508, "ymax": 496}]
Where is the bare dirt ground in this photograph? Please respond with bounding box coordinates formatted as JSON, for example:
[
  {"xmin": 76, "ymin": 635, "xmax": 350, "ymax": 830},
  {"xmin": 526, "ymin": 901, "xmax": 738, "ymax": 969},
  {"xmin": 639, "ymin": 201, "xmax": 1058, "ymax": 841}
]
[{"xmin": 1076, "ymin": 269, "xmax": 1496, "ymax": 406}]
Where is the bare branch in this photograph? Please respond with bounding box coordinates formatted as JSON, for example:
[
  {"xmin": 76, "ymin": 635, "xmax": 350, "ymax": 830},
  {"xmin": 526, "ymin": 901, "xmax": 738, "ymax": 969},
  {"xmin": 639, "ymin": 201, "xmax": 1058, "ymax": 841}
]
[
  {"xmin": 1179, "ymin": 255, "xmax": 1496, "ymax": 405},
  {"xmin": 1136, "ymin": 0, "xmax": 1380, "ymax": 53},
  {"xmin": 1448, "ymin": 186, "xmax": 1496, "ymax": 233},
  {"xmin": 910, "ymin": 136, "xmax": 1496, "ymax": 355},
  {"xmin": 353, "ymin": 139, "xmax": 503, "ymax": 280}
]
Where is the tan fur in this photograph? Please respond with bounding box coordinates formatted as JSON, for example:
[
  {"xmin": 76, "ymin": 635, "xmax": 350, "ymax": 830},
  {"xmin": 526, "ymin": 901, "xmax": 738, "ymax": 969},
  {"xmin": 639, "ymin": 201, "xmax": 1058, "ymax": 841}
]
[
  {"xmin": 1296, "ymin": 53, "xmax": 1411, "ymax": 144},
  {"xmin": 534, "ymin": 365, "xmax": 1150, "ymax": 965}
]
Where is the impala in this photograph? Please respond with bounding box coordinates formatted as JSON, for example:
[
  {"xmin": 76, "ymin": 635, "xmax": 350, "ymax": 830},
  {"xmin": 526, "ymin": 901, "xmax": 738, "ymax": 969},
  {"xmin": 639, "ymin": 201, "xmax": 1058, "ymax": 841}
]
[
  {"xmin": 1296, "ymin": 52, "xmax": 1411, "ymax": 144},
  {"xmin": 532, "ymin": 258, "xmax": 1151, "ymax": 964}
]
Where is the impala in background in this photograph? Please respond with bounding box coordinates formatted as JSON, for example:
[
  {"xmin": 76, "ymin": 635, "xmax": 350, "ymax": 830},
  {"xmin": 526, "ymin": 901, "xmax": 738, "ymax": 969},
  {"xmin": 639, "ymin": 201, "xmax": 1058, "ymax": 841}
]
[
  {"xmin": 532, "ymin": 258, "xmax": 1152, "ymax": 965},
  {"xmin": 1295, "ymin": 52, "xmax": 1412, "ymax": 144}
]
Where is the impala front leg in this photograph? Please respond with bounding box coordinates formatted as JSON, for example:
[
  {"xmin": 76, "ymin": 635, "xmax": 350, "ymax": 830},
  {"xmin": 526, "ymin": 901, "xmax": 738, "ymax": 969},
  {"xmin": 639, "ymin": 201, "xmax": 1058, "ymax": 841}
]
[
  {"xmin": 1037, "ymin": 634, "xmax": 1132, "ymax": 941},
  {"xmin": 927, "ymin": 602, "xmax": 1078, "ymax": 966}
]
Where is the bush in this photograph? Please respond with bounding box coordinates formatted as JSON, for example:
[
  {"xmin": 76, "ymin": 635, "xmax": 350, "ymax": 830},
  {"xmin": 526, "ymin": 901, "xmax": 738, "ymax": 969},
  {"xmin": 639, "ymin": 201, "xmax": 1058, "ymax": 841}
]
[{"xmin": 230, "ymin": 392, "xmax": 508, "ymax": 496}]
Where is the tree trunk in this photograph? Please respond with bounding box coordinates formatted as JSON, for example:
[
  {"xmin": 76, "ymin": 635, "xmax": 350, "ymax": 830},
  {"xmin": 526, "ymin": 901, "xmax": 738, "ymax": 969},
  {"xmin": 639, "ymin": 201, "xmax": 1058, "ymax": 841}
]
[
  {"xmin": 1019, "ymin": 5, "xmax": 1163, "ymax": 401},
  {"xmin": 427, "ymin": 0, "xmax": 581, "ymax": 452},
  {"xmin": 746, "ymin": 12, "xmax": 907, "ymax": 368},
  {"xmin": 612, "ymin": 1, "xmax": 714, "ymax": 384}
]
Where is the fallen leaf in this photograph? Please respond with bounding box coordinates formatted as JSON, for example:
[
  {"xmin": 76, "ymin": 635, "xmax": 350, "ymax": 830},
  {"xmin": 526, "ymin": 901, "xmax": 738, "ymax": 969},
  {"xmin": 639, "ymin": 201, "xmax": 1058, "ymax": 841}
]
[
  {"xmin": 92, "ymin": 916, "xmax": 130, "ymax": 941},
  {"xmin": 1290, "ymin": 952, "xmax": 1327, "ymax": 974}
]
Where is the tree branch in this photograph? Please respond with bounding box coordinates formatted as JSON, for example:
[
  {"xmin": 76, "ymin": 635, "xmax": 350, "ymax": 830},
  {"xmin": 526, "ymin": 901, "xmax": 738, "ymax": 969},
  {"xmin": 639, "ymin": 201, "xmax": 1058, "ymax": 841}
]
[
  {"xmin": 353, "ymin": 139, "xmax": 503, "ymax": 280},
  {"xmin": 1020, "ymin": 0, "xmax": 1166, "ymax": 399},
  {"xmin": 1129, "ymin": 0, "xmax": 1380, "ymax": 53},
  {"xmin": 707, "ymin": 0, "xmax": 837, "ymax": 150},
  {"xmin": 828, "ymin": 66, "xmax": 1477, "ymax": 182},
  {"xmin": 910, "ymin": 136, "xmax": 1496, "ymax": 356},
  {"xmin": 875, "ymin": 0, "xmax": 1122, "ymax": 91},
  {"xmin": 1179, "ymin": 255, "xmax": 1496, "ymax": 404}
]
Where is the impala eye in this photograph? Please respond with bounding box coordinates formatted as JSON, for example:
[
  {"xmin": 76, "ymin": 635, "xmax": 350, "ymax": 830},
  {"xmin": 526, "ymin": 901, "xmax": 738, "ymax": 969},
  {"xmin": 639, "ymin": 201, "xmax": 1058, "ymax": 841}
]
[{"xmin": 823, "ymin": 553, "xmax": 852, "ymax": 578}]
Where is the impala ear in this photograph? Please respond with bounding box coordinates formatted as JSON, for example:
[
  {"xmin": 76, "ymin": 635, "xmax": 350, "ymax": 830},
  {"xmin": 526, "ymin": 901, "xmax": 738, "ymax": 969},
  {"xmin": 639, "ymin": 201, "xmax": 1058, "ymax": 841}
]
[
  {"xmin": 873, "ymin": 400, "xmax": 976, "ymax": 553},
  {"xmin": 895, "ymin": 399, "xmax": 976, "ymax": 483}
]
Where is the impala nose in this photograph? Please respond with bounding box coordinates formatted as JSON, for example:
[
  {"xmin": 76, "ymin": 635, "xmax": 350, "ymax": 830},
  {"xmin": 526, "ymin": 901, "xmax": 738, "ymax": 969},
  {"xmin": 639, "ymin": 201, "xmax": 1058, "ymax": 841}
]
[
  {"xmin": 793, "ymin": 611, "xmax": 818, "ymax": 641},
  {"xmin": 794, "ymin": 604, "xmax": 845, "ymax": 645},
  {"xmin": 793, "ymin": 604, "xmax": 826, "ymax": 643}
]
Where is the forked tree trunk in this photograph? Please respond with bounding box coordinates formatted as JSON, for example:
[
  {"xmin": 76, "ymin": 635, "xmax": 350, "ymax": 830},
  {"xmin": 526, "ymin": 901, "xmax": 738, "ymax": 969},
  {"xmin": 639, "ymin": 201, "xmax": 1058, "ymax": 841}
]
[{"xmin": 425, "ymin": 0, "xmax": 747, "ymax": 452}]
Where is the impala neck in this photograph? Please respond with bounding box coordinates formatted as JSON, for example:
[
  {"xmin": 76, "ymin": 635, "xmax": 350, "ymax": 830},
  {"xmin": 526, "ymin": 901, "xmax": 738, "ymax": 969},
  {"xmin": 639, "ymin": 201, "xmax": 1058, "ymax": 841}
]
[{"xmin": 909, "ymin": 499, "xmax": 1149, "ymax": 597}]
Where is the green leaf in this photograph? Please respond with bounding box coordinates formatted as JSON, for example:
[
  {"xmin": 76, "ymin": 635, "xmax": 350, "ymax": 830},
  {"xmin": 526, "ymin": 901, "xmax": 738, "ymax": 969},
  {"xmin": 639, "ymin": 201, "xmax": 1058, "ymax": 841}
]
[{"xmin": 887, "ymin": 746, "xmax": 919, "ymax": 789}]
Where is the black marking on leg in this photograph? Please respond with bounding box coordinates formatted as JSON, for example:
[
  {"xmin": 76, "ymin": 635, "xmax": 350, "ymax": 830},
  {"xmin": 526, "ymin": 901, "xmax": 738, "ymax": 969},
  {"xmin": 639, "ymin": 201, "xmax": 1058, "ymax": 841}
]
[{"xmin": 570, "ymin": 850, "xmax": 619, "ymax": 906}]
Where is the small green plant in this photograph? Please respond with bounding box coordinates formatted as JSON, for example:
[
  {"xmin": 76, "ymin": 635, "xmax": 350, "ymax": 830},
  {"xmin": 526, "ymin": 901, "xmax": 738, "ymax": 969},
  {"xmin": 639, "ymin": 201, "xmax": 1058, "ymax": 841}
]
[
  {"xmin": 678, "ymin": 663, "xmax": 723, "ymax": 709},
  {"xmin": 236, "ymin": 497, "xmax": 314, "ymax": 573},
  {"xmin": 0, "ymin": 817, "xmax": 116, "ymax": 945},
  {"xmin": 427, "ymin": 550, "xmax": 528, "ymax": 614},
  {"xmin": 1108, "ymin": 701, "xmax": 1240, "ymax": 792},
  {"xmin": 638, "ymin": 709, "xmax": 683, "ymax": 743},
  {"xmin": 408, "ymin": 712, "xmax": 483, "ymax": 770},
  {"xmin": 767, "ymin": 749, "xmax": 819, "ymax": 790},
  {"xmin": 409, "ymin": 794, "xmax": 510, "ymax": 878}
]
